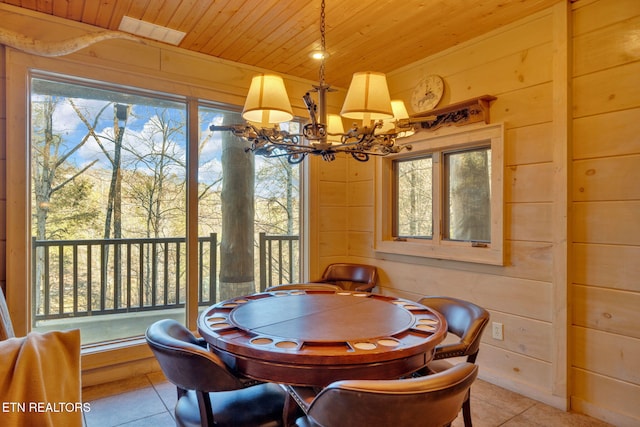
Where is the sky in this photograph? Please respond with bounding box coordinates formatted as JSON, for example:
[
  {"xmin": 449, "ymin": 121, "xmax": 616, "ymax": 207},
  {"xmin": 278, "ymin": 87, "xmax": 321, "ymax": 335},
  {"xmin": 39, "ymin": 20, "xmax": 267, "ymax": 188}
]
[{"xmin": 31, "ymin": 76, "xmax": 300, "ymax": 197}]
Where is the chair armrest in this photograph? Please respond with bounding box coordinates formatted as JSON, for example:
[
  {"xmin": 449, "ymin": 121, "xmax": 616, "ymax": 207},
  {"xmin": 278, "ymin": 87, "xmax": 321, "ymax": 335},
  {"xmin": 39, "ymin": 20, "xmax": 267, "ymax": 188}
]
[{"xmin": 434, "ymin": 342, "xmax": 469, "ymax": 359}]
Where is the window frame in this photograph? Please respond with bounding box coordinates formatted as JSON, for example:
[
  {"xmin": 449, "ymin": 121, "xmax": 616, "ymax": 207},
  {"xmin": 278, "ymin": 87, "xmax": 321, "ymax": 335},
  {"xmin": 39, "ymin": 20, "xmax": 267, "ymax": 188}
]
[
  {"xmin": 375, "ymin": 122, "xmax": 504, "ymax": 265},
  {"xmin": 6, "ymin": 49, "xmax": 308, "ymax": 374}
]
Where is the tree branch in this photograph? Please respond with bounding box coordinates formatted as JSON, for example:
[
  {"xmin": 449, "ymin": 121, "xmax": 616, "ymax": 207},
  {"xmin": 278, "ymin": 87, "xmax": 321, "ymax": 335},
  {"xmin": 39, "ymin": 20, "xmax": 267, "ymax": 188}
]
[{"xmin": 51, "ymin": 159, "xmax": 99, "ymax": 194}]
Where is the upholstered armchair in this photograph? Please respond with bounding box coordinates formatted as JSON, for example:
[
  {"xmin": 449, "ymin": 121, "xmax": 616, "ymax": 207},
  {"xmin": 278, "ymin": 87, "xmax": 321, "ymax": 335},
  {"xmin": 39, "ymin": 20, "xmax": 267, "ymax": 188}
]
[
  {"xmin": 311, "ymin": 263, "xmax": 378, "ymax": 292},
  {"xmin": 145, "ymin": 319, "xmax": 287, "ymax": 427},
  {"xmin": 418, "ymin": 296, "xmax": 490, "ymax": 427},
  {"xmin": 290, "ymin": 362, "xmax": 478, "ymax": 427}
]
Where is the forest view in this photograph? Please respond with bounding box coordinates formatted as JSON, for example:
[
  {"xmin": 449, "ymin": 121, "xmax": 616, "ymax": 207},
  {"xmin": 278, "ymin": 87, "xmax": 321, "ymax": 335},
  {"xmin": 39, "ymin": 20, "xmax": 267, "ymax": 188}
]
[{"xmin": 29, "ymin": 75, "xmax": 300, "ymax": 343}]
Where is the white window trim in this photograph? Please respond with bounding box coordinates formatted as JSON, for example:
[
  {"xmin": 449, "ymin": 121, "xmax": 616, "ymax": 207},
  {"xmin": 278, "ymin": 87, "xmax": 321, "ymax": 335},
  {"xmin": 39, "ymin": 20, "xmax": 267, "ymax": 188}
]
[{"xmin": 375, "ymin": 122, "xmax": 504, "ymax": 265}]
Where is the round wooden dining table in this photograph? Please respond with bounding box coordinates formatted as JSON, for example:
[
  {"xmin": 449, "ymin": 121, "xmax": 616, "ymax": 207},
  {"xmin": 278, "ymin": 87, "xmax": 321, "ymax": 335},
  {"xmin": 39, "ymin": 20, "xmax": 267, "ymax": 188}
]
[{"xmin": 198, "ymin": 289, "xmax": 447, "ymax": 387}]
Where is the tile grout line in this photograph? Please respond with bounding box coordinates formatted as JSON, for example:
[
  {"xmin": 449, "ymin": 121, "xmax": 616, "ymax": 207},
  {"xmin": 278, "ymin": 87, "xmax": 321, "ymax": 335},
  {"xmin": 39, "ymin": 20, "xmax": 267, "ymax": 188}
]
[{"xmin": 147, "ymin": 373, "xmax": 175, "ymax": 419}]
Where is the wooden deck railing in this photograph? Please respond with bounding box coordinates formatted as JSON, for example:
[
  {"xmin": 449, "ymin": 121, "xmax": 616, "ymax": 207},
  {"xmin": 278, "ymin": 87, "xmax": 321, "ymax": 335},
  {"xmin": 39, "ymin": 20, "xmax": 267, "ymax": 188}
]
[
  {"xmin": 258, "ymin": 232, "xmax": 300, "ymax": 291},
  {"xmin": 32, "ymin": 233, "xmax": 299, "ymax": 322}
]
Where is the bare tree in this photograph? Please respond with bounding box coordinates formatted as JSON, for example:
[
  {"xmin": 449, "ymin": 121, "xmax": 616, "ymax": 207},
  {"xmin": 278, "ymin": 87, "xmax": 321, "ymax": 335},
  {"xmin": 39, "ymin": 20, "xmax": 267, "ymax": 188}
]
[
  {"xmin": 397, "ymin": 157, "xmax": 433, "ymax": 237},
  {"xmin": 127, "ymin": 109, "xmax": 186, "ymax": 237},
  {"xmin": 69, "ymin": 101, "xmax": 129, "ymax": 239},
  {"xmin": 219, "ymin": 130, "xmax": 255, "ymax": 300},
  {"xmin": 31, "ymin": 95, "xmax": 102, "ymax": 313},
  {"xmin": 124, "ymin": 109, "xmax": 186, "ymax": 304},
  {"xmin": 255, "ymin": 156, "xmax": 298, "ymax": 235}
]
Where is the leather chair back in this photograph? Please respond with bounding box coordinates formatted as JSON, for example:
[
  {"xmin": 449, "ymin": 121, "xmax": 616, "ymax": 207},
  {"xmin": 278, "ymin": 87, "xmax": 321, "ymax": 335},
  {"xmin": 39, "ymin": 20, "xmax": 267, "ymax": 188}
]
[
  {"xmin": 418, "ymin": 296, "xmax": 490, "ymax": 362},
  {"xmin": 297, "ymin": 363, "xmax": 478, "ymax": 427},
  {"xmin": 317, "ymin": 263, "xmax": 378, "ymax": 292},
  {"xmin": 265, "ymin": 283, "xmax": 342, "ymax": 292},
  {"xmin": 146, "ymin": 319, "xmax": 286, "ymax": 427},
  {"xmin": 146, "ymin": 319, "xmax": 244, "ymax": 393}
]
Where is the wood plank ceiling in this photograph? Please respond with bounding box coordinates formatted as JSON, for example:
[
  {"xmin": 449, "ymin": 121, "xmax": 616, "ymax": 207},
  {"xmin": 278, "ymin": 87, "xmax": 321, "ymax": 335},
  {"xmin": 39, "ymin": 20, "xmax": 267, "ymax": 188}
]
[{"xmin": 0, "ymin": 0, "xmax": 559, "ymax": 88}]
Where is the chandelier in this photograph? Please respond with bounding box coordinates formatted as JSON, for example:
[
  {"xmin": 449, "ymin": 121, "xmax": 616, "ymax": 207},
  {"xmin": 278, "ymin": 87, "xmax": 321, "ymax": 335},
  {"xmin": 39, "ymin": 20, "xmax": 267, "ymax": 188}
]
[{"xmin": 210, "ymin": 0, "xmax": 414, "ymax": 163}]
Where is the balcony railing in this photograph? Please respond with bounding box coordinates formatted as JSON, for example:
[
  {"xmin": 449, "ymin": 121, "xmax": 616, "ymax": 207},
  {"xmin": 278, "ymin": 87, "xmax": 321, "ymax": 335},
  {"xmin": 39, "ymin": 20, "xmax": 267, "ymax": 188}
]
[
  {"xmin": 32, "ymin": 233, "xmax": 299, "ymax": 323},
  {"xmin": 258, "ymin": 233, "xmax": 300, "ymax": 291}
]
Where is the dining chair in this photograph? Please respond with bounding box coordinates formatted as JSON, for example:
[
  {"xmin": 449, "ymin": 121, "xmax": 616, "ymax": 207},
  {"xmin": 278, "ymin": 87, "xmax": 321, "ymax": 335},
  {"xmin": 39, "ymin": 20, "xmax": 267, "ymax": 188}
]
[
  {"xmin": 145, "ymin": 319, "xmax": 287, "ymax": 427},
  {"xmin": 311, "ymin": 263, "xmax": 378, "ymax": 292},
  {"xmin": 265, "ymin": 283, "xmax": 342, "ymax": 292},
  {"xmin": 290, "ymin": 362, "xmax": 478, "ymax": 427},
  {"xmin": 417, "ymin": 296, "xmax": 490, "ymax": 427}
]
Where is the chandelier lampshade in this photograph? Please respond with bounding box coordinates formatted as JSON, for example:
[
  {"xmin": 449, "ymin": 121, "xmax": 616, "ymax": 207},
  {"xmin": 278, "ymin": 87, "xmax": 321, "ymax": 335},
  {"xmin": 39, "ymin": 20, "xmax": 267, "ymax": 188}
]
[
  {"xmin": 242, "ymin": 74, "xmax": 294, "ymax": 124},
  {"xmin": 211, "ymin": 2, "xmax": 413, "ymax": 163},
  {"xmin": 378, "ymin": 100, "xmax": 415, "ymax": 138},
  {"xmin": 340, "ymin": 71, "xmax": 394, "ymax": 122},
  {"xmin": 326, "ymin": 114, "xmax": 345, "ymax": 143},
  {"xmin": 390, "ymin": 100, "xmax": 416, "ymax": 138},
  {"xmin": 391, "ymin": 99, "xmax": 410, "ymax": 120}
]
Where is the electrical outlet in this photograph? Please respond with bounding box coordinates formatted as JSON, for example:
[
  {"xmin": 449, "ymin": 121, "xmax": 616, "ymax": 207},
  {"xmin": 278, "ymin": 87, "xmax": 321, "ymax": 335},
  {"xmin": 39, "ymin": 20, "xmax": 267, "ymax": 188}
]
[{"xmin": 492, "ymin": 322, "xmax": 504, "ymax": 340}]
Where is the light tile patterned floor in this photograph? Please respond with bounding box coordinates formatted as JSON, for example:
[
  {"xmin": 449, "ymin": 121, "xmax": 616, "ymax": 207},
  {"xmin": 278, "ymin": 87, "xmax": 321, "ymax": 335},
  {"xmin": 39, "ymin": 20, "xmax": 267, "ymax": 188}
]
[{"xmin": 82, "ymin": 372, "xmax": 613, "ymax": 427}]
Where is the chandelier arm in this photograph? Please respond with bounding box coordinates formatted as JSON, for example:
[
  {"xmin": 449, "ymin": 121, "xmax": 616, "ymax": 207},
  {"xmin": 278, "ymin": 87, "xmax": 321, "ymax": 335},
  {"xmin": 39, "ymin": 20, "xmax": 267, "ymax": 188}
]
[
  {"xmin": 334, "ymin": 146, "xmax": 399, "ymax": 157},
  {"xmin": 262, "ymin": 139, "xmax": 317, "ymax": 149},
  {"xmin": 261, "ymin": 147, "xmax": 313, "ymax": 156},
  {"xmin": 351, "ymin": 153, "xmax": 369, "ymax": 162},
  {"xmin": 262, "ymin": 133, "xmax": 296, "ymax": 145},
  {"xmin": 288, "ymin": 154, "xmax": 308, "ymax": 164},
  {"xmin": 303, "ymin": 92, "xmax": 318, "ymax": 126}
]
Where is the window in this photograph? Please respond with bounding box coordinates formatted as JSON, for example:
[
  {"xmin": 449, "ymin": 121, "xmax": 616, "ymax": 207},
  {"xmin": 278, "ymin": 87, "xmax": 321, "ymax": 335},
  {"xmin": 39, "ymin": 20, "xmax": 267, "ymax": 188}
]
[
  {"xmin": 30, "ymin": 74, "xmax": 188, "ymax": 344},
  {"xmin": 376, "ymin": 123, "xmax": 504, "ymax": 265},
  {"xmin": 198, "ymin": 105, "xmax": 301, "ymax": 299},
  {"xmin": 443, "ymin": 147, "xmax": 491, "ymax": 242},
  {"xmin": 394, "ymin": 156, "xmax": 433, "ymax": 238},
  {"xmin": 25, "ymin": 72, "xmax": 302, "ymax": 346}
]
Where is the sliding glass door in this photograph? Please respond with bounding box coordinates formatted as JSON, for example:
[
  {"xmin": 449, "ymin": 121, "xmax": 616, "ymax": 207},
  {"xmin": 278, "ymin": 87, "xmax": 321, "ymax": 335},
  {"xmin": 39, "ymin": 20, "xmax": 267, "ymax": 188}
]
[
  {"xmin": 30, "ymin": 74, "xmax": 188, "ymax": 344},
  {"xmin": 27, "ymin": 73, "xmax": 302, "ymax": 346}
]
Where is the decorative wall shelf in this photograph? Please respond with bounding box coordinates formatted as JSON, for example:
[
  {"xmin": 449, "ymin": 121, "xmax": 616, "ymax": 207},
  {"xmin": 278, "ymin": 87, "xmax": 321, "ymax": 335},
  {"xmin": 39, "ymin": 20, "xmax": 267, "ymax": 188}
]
[{"xmin": 407, "ymin": 95, "xmax": 497, "ymax": 131}]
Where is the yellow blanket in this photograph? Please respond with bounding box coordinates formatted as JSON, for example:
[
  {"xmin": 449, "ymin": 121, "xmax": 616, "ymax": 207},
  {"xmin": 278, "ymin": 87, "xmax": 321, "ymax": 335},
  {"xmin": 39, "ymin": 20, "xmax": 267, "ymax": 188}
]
[{"xmin": 0, "ymin": 329, "xmax": 82, "ymax": 427}]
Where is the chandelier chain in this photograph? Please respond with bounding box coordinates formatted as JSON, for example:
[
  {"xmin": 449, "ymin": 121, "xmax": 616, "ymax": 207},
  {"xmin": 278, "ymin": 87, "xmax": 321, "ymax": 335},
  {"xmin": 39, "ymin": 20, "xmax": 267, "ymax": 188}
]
[{"xmin": 319, "ymin": 0, "xmax": 326, "ymax": 85}]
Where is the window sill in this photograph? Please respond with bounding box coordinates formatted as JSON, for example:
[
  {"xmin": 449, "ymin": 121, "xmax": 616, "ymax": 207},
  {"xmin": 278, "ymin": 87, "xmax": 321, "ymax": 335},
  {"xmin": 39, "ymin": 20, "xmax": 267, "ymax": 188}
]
[
  {"xmin": 374, "ymin": 239, "xmax": 504, "ymax": 266},
  {"xmin": 81, "ymin": 338, "xmax": 160, "ymax": 387}
]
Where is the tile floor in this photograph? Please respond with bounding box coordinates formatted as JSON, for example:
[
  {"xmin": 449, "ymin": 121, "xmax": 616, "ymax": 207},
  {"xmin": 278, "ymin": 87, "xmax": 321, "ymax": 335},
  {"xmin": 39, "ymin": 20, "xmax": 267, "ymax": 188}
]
[{"xmin": 82, "ymin": 372, "xmax": 613, "ymax": 427}]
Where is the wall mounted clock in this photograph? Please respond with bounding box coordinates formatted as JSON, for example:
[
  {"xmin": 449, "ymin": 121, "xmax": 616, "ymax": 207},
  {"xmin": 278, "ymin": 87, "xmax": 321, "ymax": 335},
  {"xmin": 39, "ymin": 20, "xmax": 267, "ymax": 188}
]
[{"xmin": 411, "ymin": 75, "xmax": 444, "ymax": 113}]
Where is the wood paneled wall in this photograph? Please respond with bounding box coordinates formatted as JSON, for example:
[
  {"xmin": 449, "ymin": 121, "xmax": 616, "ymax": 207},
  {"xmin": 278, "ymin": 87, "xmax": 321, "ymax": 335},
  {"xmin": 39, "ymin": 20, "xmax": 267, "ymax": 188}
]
[
  {"xmin": 341, "ymin": 4, "xmax": 564, "ymax": 405},
  {"xmin": 570, "ymin": 0, "xmax": 640, "ymax": 425},
  {"xmin": 309, "ymin": 155, "xmax": 350, "ymax": 275},
  {"xmin": 313, "ymin": 1, "xmax": 639, "ymax": 425}
]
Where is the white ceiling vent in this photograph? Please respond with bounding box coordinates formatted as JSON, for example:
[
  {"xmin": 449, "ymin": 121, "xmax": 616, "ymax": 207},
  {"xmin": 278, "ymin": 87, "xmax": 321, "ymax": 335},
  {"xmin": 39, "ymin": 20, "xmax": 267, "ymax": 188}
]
[{"xmin": 118, "ymin": 16, "xmax": 186, "ymax": 45}]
